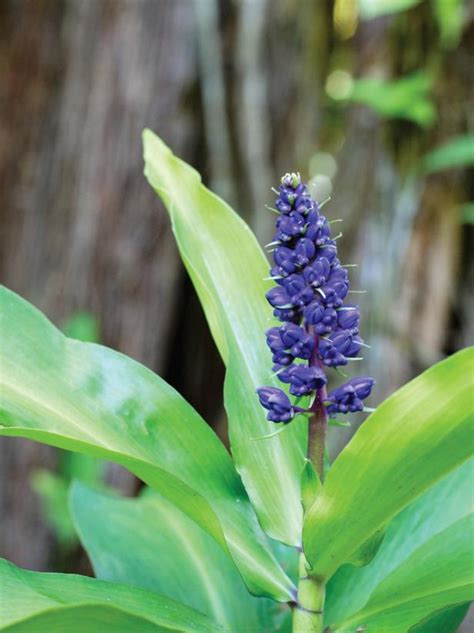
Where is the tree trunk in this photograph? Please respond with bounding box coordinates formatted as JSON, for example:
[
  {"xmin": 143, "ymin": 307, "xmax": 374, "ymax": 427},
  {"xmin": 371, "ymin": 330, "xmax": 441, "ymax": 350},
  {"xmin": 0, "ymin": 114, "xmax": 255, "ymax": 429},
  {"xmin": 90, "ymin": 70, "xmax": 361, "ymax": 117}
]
[{"xmin": 0, "ymin": 0, "xmax": 198, "ymax": 570}]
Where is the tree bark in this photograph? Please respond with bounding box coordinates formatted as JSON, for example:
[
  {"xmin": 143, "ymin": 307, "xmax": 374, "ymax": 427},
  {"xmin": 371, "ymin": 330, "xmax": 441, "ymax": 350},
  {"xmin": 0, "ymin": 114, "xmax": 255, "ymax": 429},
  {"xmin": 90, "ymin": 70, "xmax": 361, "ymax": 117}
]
[{"xmin": 0, "ymin": 0, "xmax": 197, "ymax": 570}]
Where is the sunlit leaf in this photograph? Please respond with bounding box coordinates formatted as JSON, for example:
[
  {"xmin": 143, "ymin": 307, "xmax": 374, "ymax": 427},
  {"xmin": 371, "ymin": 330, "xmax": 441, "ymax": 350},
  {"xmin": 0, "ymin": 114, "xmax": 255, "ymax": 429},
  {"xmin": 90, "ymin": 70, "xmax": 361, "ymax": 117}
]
[
  {"xmin": 70, "ymin": 482, "xmax": 292, "ymax": 632},
  {"xmin": 32, "ymin": 307, "xmax": 104, "ymax": 548},
  {"xmin": 332, "ymin": 515, "xmax": 474, "ymax": 631},
  {"xmin": 303, "ymin": 349, "xmax": 474, "ymax": 581},
  {"xmin": 0, "ymin": 286, "xmax": 294, "ymax": 602},
  {"xmin": 0, "ymin": 558, "xmax": 224, "ymax": 632},
  {"xmin": 325, "ymin": 459, "xmax": 474, "ymax": 628},
  {"xmin": 143, "ymin": 129, "xmax": 306, "ymax": 547}
]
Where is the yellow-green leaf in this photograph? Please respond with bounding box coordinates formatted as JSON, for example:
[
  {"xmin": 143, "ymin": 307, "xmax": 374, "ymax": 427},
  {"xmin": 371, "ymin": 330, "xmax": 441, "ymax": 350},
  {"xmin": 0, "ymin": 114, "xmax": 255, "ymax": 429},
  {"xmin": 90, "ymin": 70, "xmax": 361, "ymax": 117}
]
[
  {"xmin": 0, "ymin": 286, "xmax": 294, "ymax": 602},
  {"xmin": 143, "ymin": 129, "xmax": 306, "ymax": 546},
  {"xmin": 0, "ymin": 558, "xmax": 224, "ymax": 632},
  {"xmin": 303, "ymin": 349, "xmax": 474, "ymax": 581}
]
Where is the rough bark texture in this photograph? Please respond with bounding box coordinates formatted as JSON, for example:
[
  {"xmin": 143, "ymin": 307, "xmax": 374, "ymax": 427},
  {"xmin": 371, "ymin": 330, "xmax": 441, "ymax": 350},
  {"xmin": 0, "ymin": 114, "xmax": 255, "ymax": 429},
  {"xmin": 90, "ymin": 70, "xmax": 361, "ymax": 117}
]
[{"xmin": 0, "ymin": 0, "xmax": 199, "ymax": 570}]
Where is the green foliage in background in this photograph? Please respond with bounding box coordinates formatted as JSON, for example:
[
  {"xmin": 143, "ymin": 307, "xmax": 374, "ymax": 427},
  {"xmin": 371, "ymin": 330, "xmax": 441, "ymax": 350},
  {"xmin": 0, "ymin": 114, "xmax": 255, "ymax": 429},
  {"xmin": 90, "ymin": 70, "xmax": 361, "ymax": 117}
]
[
  {"xmin": 346, "ymin": 72, "xmax": 436, "ymax": 128},
  {"xmin": 422, "ymin": 135, "xmax": 474, "ymax": 173},
  {"xmin": 0, "ymin": 131, "xmax": 472, "ymax": 632},
  {"xmin": 358, "ymin": 0, "xmax": 422, "ymax": 20}
]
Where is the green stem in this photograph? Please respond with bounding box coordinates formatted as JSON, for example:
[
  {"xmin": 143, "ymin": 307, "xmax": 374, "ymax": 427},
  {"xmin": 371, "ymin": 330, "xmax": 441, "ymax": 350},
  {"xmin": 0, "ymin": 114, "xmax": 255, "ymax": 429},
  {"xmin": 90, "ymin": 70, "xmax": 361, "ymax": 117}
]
[
  {"xmin": 293, "ymin": 329, "xmax": 328, "ymax": 632},
  {"xmin": 292, "ymin": 553, "xmax": 325, "ymax": 633}
]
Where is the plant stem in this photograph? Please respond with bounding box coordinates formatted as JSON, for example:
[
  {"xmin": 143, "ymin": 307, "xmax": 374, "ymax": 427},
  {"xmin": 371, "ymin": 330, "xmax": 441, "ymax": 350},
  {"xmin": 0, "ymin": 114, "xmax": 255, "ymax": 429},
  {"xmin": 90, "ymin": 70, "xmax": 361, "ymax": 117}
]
[
  {"xmin": 307, "ymin": 389, "xmax": 327, "ymax": 481},
  {"xmin": 307, "ymin": 330, "xmax": 328, "ymax": 482},
  {"xmin": 292, "ymin": 553, "xmax": 325, "ymax": 632},
  {"xmin": 293, "ymin": 328, "xmax": 328, "ymax": 633}
]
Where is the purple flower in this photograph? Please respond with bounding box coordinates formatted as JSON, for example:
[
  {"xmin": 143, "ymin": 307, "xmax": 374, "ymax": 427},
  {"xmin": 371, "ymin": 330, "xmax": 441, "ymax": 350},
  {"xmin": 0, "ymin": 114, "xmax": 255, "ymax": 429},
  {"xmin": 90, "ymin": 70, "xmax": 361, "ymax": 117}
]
[
  {"xmin": 303, "ymin": 257, "xmax": 331, "ymax": 288},
  {"xmin": 287, "ymin": 365, "xmax": 327, "ymax": 396},
  {"xmin": 266, "ymin": 286, "xmax": 292, "ymax": 308},
  {"xmin": 273, "ymin": 246, "xmax": 297, "ymax": 275},
  {"xmin": 266, "ymin": 324, "xmax": 313, "ymax": 361},
  {"xmin": 318, "ymin": 329, "xmax": 363, "ymax": 365},
  {"xmin": 294, "ymin": 238, "xmax": 316, "ymax": 267},
  {"xmin": 257, "ymin": 387, "xmax": 295, "ymax": 423},
  {"xmin": 337, "ymin": 305, "xmax": 360, "ymax": 333},
  {"xmin": 281, "ymin": 274, "xmax": 314, "ymax": 307},
  {"xmin": 273, "ymin": 307, "xmax": 300, "ymax": 323},
  {"xmin": 306, "ymin": 213, "xmax": 331, "ymax": 245},
  {"xmin": 276, "ymin": 213, "xmax": 306, "ymax": 241},
  {"xmin": 326, "ymin": 377, "xmax": 375, "ymax": 415},
  {"xmin": 304, "ymin": 302, "xmax": 337, "ymax": 334}
]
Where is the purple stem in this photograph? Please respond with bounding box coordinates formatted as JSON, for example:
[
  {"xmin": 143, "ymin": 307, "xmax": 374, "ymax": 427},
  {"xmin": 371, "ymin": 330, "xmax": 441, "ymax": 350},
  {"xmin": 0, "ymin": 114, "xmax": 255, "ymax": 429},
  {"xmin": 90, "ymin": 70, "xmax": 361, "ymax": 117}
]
[{"xmin": 307, "ymin": 328, "xmax": 328, "ymax": 481}]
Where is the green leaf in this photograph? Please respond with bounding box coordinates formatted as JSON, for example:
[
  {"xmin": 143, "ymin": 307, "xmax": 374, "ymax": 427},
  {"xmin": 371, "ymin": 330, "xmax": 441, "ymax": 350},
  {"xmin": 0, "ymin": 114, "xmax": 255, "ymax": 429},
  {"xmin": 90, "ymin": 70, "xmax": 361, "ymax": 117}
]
[
  {"xmin": 32, "ymin": 451, "xmax": 105, "ymax": 549},
  {"xmin": 433, "ymin": 0, "xmax": 465, "ymax": 49},
  {"xmin": 62, "ymin": 311, "xmax": 100, "ymax": 343},
  {"xmin": 301, "ymin": 460, "xmax": 321, "ymax": 513},
  {"xmin": 70, "ymin": 482, "xmax": 290, "ymax": 632},
  {"xmin": 303, "ymin": 348, "xmax": 474, "ymax": 581},
  {"xmin": 32, "ymin": 308, "xmax": 105, "ymax": 549},
  {"xmin": 0, "ymin": 558, "xmax": 224, "ymax": 632},
  {"xmin": 0, "ymin": 286, "xmax": 294, "ymax": 602},
  {"xmin": 347, "ymin": 526, "xmax": 387, "ymax": 568},
  {"xmin": 325, "ymin": 458, "xmax": 474, "ymax": 627},
  {"xmin": 423, "ymin": 135, "xmax": 474, "ymax": 173},
  {"xmin": 460, "ymin": 203, "xmax": 474, "ymax": 224},
  {"xmin": 143, "ymin": 129, "xmax": 306, "ymax": 546},
  {"xmin": 346, "ymin": 72, "xmax": 436, "ymax": 128},
  {"xmin": 410, "ymin": 603, "xmax": 470, "ymax": 633},
  {"xmin": 31, "ymin": 471, "xmax": 78, "ymax": 547},
  {"xmin": 332, "ymin": 515, "xmax": 474, "ymax": 631},
  {"xmin": 358, "ymin": 0, "xmax": 422, "ymax": 19}
]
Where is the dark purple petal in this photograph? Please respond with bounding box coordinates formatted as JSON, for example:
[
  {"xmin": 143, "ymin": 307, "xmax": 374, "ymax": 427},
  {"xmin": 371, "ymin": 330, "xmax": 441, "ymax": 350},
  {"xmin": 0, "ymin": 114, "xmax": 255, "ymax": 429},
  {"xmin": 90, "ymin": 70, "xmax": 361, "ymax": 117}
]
[{"xmin": 266, "ymin": 286, "xmax": 292, "ymax": 308}]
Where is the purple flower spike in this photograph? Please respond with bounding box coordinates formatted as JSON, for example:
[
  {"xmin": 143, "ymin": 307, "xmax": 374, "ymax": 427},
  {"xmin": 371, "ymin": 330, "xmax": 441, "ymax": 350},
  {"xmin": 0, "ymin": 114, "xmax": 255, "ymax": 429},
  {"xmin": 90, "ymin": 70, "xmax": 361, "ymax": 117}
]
[{"xmin": 257, "ymin": 172, "xmax": 374, "ymax": 423}]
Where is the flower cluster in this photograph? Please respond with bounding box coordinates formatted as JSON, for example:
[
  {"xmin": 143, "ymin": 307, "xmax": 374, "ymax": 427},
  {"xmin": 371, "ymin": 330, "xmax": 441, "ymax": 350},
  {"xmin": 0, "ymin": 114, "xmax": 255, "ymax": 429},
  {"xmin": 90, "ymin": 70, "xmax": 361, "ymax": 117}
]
[{"xmin": 257, "ymin": 173, "xmax": 374, "ymax": 423}]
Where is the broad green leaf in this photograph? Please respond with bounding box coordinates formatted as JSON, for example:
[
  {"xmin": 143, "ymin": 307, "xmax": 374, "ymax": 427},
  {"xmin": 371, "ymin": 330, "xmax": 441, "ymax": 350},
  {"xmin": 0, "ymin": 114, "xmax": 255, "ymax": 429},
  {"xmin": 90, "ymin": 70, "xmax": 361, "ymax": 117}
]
[
  {"xmin": 0, "ymin": 558, "xmax": 223, "ymax": 633},
  {"xmin": 143, "ymin": 129, "xmax": 306, "ymax": 546},
  {"xmin": 32, "ymin": 309, "xmax": 105, "ymax": 550},
  {"xmin": 325, "ymin": 459, "xmax": 474, "ymax": 626},
  {"xmin": 346, "ymin": 72, "xmax": 436, "ymax": 128},
  {"xmin": 0, "ymin": 287, "xmax": 294, "ymax": 601},
  {"xmin": 332, "ymin": 515, "xmax": 474, "ymax": 631},
  {"xmin": 423, "ymin": 135, "xmax": 474, "ymax": 173},
  {"xmin": 358, "ymin": 0, "xmax": 422, "ymax": 19},
  {"xmin": 70, "ymin": 482, "xmax": 292, "ymax": 632},
  {"xmin": 303, "ymin": 348, "xmax": 474, "ymax": 580}
]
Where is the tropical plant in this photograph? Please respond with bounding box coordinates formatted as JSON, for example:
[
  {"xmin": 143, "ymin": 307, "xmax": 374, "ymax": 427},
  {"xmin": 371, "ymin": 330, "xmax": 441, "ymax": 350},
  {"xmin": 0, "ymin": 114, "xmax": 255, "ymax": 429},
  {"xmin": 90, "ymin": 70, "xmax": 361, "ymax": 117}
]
[{"xmin": 0, "ymin": 130, "xmax": 472, "ymax": 632}]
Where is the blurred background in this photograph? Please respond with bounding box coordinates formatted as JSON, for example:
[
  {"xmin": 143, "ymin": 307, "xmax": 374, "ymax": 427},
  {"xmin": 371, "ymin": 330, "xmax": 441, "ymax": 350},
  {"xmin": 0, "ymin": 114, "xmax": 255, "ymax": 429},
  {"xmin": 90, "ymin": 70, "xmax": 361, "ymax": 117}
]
[{"xmin": 1, "ymin": 0, "xmax": 473, "ymax": 599}]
